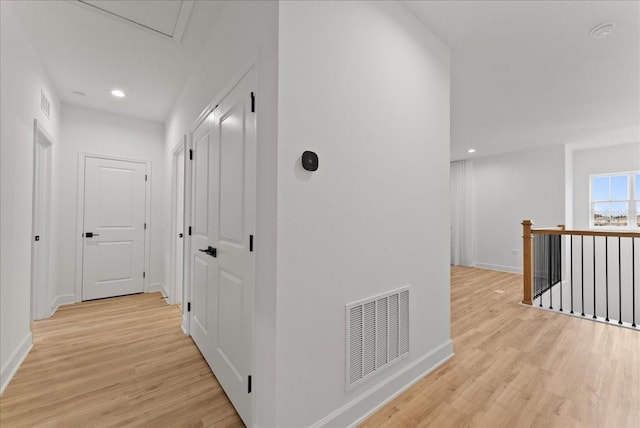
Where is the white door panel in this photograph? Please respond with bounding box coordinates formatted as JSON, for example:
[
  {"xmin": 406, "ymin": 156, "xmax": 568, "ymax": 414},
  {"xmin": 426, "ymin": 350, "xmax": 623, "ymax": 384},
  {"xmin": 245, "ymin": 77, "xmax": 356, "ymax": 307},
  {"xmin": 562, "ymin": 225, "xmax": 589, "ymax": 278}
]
[
  {"xmin": 219, "ymin": 108, "xmax": 245, "ymax": 244},
  {"xmin": 189, "ymin": 69, "xmax": 256, "ymax": 426},
  {"xmin": 82, "ymin": 157, "xmax": 146, "ymax": 301},
  {"xmin": 192, "ymin": 255, "xmax": 210, "ymax": 334},
  {"xmin": 190, "ymin": 118, "xmax": 214, "ymax": 358},
  {"xmin": 194, "ymin": 132, "xmax": 210, "ymax": 237},
  {"xmin": 217, "ymin": 269, "xmax": 245, "ymax": 381}
]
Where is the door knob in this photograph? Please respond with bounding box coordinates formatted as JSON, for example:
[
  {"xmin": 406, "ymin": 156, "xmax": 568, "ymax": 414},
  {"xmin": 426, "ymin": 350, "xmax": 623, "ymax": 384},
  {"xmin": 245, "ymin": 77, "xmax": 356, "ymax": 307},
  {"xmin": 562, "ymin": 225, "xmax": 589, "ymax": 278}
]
[{"xmin": 179, "ymin": 233, "xmax": 183, "ymax": 238}]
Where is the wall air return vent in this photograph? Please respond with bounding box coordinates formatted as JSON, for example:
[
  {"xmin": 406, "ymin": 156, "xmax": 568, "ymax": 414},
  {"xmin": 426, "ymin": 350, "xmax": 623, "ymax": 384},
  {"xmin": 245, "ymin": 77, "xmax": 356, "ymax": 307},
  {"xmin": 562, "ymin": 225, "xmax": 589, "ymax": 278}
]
[
  {"xmin": 346, "ymin": 286, "xmax": 410, "ymax": 389},
  {"xmin": 40, "ymin": 90, "xmax": 50, "ymax": 119}
]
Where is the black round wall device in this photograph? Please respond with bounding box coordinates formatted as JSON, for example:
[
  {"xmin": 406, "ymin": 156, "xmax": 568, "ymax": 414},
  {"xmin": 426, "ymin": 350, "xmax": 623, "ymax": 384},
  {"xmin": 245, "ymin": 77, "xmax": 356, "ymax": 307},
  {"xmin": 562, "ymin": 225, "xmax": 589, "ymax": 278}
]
[{"xmin": 301, "ymin": 151, "xmax": 318, "ymax": 171}]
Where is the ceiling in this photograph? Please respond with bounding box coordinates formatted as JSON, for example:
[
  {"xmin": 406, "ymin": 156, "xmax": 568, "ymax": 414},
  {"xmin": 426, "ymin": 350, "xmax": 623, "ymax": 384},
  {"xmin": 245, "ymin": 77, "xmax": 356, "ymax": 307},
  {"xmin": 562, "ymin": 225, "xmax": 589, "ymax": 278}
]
[
  {"xmin": 403, "ymin": 0, "xmax": 640, "ymax": 160},
  {"xmin": 12, "ymin": 0, "xmax": 224, "ymax": 122},
  {"xmin": 10, "ymin": 1, "xmax": 640, "ymax": 159}
]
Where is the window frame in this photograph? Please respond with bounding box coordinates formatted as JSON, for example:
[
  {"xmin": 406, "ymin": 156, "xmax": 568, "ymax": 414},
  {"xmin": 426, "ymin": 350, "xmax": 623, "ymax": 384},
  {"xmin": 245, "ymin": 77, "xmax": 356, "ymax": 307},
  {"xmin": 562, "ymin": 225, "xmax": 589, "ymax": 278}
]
[{"xmin": 589, "ymin": 171, "xmax": 639, "ymax": 231}]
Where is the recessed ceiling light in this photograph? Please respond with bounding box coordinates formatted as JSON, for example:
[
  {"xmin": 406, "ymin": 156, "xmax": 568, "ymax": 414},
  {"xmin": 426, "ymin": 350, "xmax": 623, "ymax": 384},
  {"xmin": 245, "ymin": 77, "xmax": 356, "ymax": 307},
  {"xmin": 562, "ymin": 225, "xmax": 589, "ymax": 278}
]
[
  {"xmin": 111, "ymin": 89, "xmax": 125, "ymax": 98},
  {"xmin": 467, "ymin": 149, "xmax": 476, "ymax": 153},
  {"xmin": 590, "ymin": 23, "xmax": 615, "ymax": 39},
  {"xmin": 72, "ymin": 91, "xmax": 86, "ymax": 97}
]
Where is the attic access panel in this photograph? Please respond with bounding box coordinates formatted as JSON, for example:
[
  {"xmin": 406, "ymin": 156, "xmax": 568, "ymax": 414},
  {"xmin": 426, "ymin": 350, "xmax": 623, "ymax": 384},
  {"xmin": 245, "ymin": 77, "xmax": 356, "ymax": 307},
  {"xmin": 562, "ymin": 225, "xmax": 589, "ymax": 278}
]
[{"xmin": 78, "ymin": 0, "xmax": 194, "ymax": 43}]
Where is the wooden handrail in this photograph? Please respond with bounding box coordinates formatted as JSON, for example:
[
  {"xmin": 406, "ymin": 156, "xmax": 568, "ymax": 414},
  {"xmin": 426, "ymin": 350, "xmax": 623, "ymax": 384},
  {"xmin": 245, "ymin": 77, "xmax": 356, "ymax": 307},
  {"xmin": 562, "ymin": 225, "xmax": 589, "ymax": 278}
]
[
  {"xmin": 531, "ymin": 228, "xmax": 640, "ymax": 238},
  {"xmin": 522, "ymin": 220, "xmax": 639, "ymax": 306},
  {"xmin": 522, "ymin": 220, "xmax": 533, "ymax": 305}
]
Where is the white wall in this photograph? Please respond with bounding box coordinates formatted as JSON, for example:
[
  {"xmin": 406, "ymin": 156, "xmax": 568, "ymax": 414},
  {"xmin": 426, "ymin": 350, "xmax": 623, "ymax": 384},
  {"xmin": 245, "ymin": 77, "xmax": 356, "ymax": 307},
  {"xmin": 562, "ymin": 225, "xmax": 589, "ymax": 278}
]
[
  {"xmin": 277, "ymin": 2, "xmax": 451, "ymax": 426},
  {"xmin": 0, "ymin": 1, "xmax": 61, "ymax": 393},
  {"xmin": 471, "ymin": 146, "xmax": 566, "ymax": 273},
  {"xmin": 163, "ymin": 1, "xmax": 279, "ymax": 426},
  {"xmin": 51, "ymin": 104, "xmax": 165, "ymax": 303},
  {"xmin": 572, "ymin": 142, "xmax": 640, "ymax": 229}
]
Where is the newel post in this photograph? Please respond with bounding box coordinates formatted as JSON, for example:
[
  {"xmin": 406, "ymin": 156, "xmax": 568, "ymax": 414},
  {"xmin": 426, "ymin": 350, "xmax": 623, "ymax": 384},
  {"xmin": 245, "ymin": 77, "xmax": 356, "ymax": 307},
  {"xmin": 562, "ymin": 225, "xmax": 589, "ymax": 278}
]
[{"xmin": 522, "ymin": 220, "xmax": 534, "ymax": 305}]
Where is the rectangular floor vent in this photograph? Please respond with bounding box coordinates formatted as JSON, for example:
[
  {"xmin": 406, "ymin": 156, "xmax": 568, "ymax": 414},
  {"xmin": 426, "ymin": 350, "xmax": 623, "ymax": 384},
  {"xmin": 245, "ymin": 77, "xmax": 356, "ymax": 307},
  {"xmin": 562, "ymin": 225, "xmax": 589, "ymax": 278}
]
[{"xmin": 346, "ymin": 286, "xmax": 409, "ymax": 389}]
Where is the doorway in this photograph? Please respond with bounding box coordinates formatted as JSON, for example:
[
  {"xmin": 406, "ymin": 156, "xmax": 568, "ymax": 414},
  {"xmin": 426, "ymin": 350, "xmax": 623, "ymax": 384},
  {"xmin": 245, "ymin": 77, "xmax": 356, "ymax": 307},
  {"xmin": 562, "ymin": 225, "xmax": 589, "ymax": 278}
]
[
  {"xmin": 75, "ymin": 154, "xmax": 150, "ymax": 301},
  {"xmin": 171, "ymin": 138, "xmax": 186, "ymax": 306},
  {"xmin": 31, "ymin": 119, "xmax": 53, "ymax": 321}
]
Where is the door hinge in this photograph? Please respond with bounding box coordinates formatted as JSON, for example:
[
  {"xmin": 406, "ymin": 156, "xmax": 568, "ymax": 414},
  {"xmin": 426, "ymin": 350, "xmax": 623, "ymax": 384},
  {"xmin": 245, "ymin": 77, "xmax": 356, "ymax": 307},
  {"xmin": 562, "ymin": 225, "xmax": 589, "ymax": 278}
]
[
  {"xmin": 145, "ymin": 174, "xmax": 148, "ymax": 181},
  {"xmin": 188, "ymin": 226, "xmax": 192, "ymax": 236},
  {"xmin": 144, "ymin": 223, "xmax": 147, "ymax": 230},
  {"xmin": 35, "ymin": 235, "xmax": 40, "ymax": 241},
  {"xmin": 249, "ymin": 235, "xmax": 253, "ymax": 252},
  {"xmin": 143, "ymin": 272, "xmax": 146, "ymax": 278},
  {"xmin": 187, "ymin": 302, "xmax": 191, "ymax": 312},
  {"xmin": 248, "ymin": 375, "xmax": 252, "ymax": 393},
  {"xmin": 189, "ymin": 149, "xmax": 193, "ymax": 160},
  {"xmin": 250, "ymin": 92, "xmax": 255, "ymax": 113}
]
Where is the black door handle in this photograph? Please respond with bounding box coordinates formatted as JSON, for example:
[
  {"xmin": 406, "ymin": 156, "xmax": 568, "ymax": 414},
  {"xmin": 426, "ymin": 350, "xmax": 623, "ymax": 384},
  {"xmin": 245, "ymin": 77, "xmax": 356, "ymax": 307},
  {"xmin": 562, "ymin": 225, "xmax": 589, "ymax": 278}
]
[
  {"xmin": 84, "ymin": 232, "xmax": 100, "ymax": 238},
  {"xmin": 198, "ymin": 246, "xmax": 217, "ymax": 257},
  {"xmin": 179, "ymin": 233, "xmax": 183, "ymax": 238}
]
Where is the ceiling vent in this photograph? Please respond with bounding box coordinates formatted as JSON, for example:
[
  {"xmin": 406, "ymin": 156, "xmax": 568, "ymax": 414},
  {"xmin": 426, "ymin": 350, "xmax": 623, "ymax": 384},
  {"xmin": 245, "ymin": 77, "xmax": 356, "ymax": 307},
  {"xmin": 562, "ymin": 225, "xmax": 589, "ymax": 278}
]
[{"xmin": 346, "ymin": 286, "xmax": 410, "ymax": 389}]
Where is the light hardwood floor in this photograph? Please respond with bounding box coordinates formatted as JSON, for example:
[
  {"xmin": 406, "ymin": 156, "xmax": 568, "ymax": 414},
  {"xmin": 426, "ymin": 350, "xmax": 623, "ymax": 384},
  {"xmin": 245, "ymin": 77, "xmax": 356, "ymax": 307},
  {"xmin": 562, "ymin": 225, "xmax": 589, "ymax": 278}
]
[
  {"xmin": 361, "ymin": 266, "xmax": 640, "ymax": 428},
  {"xmin": 2, "ymin": 268, "xmax": 638, "ymax": 427},
  {"xmin": 0, "ymin": 293, "xmax": 243, "ymax": 427}
]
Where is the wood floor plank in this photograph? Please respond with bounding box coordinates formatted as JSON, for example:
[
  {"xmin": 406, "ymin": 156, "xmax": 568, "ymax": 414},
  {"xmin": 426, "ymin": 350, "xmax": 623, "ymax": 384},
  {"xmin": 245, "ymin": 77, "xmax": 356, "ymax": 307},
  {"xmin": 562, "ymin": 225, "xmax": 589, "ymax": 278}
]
[
  {"xmin": 362, "ymin": 266, "xmax": 640, "ymax": 428},
  {"xmin": 3, "ymin": 269, "xmax": 638, "ymax": 427},
  {"xmin": 0, "ymin": 293, "xmax": 244, "ymax": 428}
]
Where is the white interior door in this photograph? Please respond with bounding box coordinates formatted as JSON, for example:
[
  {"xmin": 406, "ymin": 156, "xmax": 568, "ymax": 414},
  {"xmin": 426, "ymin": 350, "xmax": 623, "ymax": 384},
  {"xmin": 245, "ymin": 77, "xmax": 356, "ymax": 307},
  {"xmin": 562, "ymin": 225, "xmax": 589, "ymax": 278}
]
[
  {"xmin": 190, "ymin": 114, "xmax": 217, "ymax": 362},
  {"xmin": 175, "ymin": 148, "xmax": 185, "ymax": 305},
  {"xmin": 190, "ymin": 69, "xmax": 256, "ymax": 425},
  {"xmin": 31, "ymin": 122, "xmax": 52, "ymax": 321},
  {"xmin": 82, "ymin": 156, "xmax": 147, "ymax": 301}
]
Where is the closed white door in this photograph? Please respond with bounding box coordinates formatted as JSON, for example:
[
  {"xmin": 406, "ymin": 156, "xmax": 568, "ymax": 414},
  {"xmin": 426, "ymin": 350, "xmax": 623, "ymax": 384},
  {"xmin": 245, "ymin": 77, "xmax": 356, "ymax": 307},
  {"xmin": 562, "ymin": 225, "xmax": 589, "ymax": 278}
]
[
  {"xmin": 31, "ymin": 126, "xmax": 52, "ymax": 321},
  {"xmin": 190, "ymin": 69, "xmax": 256, "ymax": 426},
  {"xmin": 82, "ymin": 157, "xmax": 147, "ymax": 301},
  {"xmin": 175, "ymin": 148, "xmax": 185, "ymax": 305},
  {"xmin": 190, "ymin": 114, "xmax": 217, "ymax": 362}
]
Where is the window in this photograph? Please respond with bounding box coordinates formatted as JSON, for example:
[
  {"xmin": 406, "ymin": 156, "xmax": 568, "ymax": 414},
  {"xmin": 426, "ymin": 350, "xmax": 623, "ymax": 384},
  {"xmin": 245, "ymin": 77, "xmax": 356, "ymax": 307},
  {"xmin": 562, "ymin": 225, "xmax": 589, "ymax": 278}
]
[{"xmin": 590, "ymin": 171, "xmax": 640, "ymax": 229}]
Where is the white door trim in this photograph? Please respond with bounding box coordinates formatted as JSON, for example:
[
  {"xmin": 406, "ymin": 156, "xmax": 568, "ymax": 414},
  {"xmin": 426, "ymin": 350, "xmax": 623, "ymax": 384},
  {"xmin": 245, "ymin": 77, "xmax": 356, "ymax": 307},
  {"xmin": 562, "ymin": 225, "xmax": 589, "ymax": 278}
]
[
  {"xmin": 30, "ymin": 119, "xmax": 53, "ymax": 321},
  {"xmin": 182, "ymin": 134, "xmax": 193, "ymax": 335},
  {"xmin": 74, "ymin": 153, "xmax": 152, "ymax": 302},
  {"xmin": 189, "ymin": 57, "xmax": 257, "ymax": 133},
  {"xmin": 170, "ymin": 136, "xmax": 186, "ymax": 305}
]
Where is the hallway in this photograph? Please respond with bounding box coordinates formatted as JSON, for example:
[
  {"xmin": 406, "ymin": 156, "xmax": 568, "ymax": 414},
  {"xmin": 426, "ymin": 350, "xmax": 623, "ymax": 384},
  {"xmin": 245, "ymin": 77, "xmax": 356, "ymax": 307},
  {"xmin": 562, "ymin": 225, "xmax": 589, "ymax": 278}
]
[{"xmin": 0, "ymin": 293, "xmax": 243, "ymax": 427}]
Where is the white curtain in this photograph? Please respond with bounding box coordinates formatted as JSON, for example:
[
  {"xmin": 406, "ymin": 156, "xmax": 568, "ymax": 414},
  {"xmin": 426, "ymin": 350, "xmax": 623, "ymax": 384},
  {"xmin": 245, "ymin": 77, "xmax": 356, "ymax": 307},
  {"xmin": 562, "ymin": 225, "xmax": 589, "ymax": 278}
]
[{"xmin": 450, "ymin": 160, "xmax": 474, "ymax": 266}]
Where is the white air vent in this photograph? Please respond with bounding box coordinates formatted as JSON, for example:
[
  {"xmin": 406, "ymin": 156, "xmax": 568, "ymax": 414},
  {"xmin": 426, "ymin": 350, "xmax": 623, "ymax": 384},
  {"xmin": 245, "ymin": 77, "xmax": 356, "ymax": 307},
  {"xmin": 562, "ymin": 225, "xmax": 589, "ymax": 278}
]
[
  {"xmin": 40, "ymin": 90, "xmax": 50, "ymax": 118},
  {"xmin": 346, "ymin": 286, "xmax": 410, "ymax": 389}
]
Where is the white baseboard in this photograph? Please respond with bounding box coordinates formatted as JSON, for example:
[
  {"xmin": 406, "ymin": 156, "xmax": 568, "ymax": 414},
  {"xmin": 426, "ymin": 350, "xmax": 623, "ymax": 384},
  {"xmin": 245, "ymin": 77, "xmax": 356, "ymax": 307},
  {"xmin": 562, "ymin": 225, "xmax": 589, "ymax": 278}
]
[
  {"xmin": 159, "ymin": 284, "xmax": 170, "ymax": 299},
  {"xmin": 148, "ymin": 283, "xmax": 166, "ymax": 296},
  {"xmin": 311, "ymin": 339, "xmax": 454, "ymax": 428},
  {"xmin": 182, "ymin": 313, "xmax": 189, "ymax": 336},
  {"xmin": 475, "ymin": 262, "xmax": 523, "ymax": 275},
  {"xmin": 50, "ymin": 294, "xmax": 76, "ymax": 316},
  {"xmin": 0, "ymin": 332, "xmax": 33, "ymax": 395}
]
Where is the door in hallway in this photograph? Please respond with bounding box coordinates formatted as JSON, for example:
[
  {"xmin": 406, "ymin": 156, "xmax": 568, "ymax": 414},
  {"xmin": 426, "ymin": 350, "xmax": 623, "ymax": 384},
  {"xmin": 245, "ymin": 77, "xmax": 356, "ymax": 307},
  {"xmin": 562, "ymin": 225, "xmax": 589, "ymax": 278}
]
[
  {"xmin": 82, "ymin": 156, "xmax": 147, "ymax": 301},
  {"xmin": 189, "ymin": 69, "xmax": 256, "ymax": 426},
  {"xmin": 174, "ymin": 145, "xmax": 185, "ymax": 305}
]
